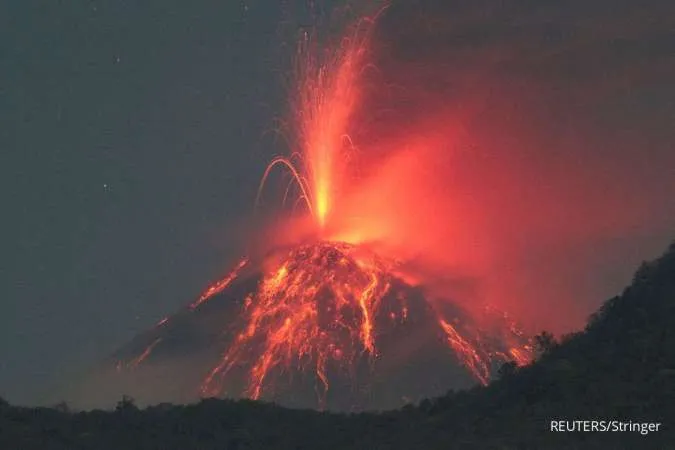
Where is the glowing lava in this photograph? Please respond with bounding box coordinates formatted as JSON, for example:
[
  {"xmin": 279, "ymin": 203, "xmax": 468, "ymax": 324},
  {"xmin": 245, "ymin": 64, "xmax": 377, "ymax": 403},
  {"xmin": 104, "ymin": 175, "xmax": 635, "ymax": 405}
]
[
  {"xmin": 201, "ymin": 242, "xmax": 393, "ymax": 401},
  {"xmin": 193, "ymin": 242, "xmax": 532, "ymax": 405}
]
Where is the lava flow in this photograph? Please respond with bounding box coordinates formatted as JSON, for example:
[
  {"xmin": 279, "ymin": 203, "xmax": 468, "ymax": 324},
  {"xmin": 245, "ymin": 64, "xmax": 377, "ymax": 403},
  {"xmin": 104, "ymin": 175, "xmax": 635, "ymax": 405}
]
[
  {"xmin": 201, "ymin": 242, "xmax": 393, "ymax": 400},
  {"xmin": 196, "ymin": 242, "xmax": 532, "ymax": 404},
  {"xmin": 112, "ymin": 7, "xmax": 534, "ymax": 410}
]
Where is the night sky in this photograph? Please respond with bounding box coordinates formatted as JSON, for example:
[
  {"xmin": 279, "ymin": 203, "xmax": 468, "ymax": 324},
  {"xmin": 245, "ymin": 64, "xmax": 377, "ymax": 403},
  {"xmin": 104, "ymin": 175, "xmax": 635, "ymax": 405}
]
[{"xmin": 2, "ymin": 0, "xmax": 674, "ymax": 406}]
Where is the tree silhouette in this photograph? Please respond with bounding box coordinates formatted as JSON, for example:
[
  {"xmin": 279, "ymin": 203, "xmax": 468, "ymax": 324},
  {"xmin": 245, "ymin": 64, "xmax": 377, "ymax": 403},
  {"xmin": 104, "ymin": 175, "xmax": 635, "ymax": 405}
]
[
  {"xmin": 116, "ymin": 395, "xmax": 138, "ymax": 413},
  {"xmin": 53, "ymin": 401, "xmax": 70, "ymax": 413},
  {"xmin": 534, "ymin": 331, "xmax": 557, "ymax": 357},
  {"xmin": 497, "ymin": 360, "xmax": 518, "ymax": 378}
]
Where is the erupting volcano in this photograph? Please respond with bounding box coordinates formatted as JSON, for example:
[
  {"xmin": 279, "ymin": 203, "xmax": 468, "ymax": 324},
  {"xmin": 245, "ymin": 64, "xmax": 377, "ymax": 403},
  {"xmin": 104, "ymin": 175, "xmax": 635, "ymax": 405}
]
[
  {"xmin": 105, "ymin": 239, "xmax": 532, "ymax": 410},
  {"xmin": 88, "ymin": 7, "xmax": 535, "ymax": 411}
]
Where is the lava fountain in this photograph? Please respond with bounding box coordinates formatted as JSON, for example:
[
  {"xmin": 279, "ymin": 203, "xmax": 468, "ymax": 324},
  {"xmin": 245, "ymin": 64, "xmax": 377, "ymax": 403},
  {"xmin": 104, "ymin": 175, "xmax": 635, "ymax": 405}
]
[{"xmin": 255, "ymin": 9, "xmax": 373, "ymax": 230}]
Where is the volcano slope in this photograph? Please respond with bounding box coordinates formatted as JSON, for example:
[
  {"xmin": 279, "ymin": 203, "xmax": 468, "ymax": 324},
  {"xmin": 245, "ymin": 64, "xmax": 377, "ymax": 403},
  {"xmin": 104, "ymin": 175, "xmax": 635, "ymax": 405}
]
[
  {"xmin": 2, "ymin": 241, "xmax": 675, "ymax": 449},
  {"xmin": 385, "ymin": 240, "xmax": 675, "ymax": 449},
  {"xmin": 67, "ymin": 241, "xmax": 532, "ymax": 412}
]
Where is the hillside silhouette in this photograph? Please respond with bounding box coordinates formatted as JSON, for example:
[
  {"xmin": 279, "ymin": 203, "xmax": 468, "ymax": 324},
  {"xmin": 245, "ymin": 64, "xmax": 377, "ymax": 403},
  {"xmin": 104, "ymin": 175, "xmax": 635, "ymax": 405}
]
[{"xmin": 2, "ymin": 242, "xmax": 674, "ymax": 449}]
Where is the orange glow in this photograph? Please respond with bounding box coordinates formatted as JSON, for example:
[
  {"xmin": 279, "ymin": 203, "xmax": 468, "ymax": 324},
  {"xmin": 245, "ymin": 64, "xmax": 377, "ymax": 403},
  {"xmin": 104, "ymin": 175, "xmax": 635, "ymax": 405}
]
[{"xmin": 116, "ymin": 6, "xmax": 543, "ymax": 406}]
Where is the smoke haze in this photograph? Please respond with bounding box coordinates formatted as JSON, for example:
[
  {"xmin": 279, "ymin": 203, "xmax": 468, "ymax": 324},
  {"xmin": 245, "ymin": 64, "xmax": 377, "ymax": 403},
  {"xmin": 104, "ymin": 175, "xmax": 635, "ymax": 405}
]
[{"xmin": 330, "ymin": 0, "xmax": 675, "ymax": 332}]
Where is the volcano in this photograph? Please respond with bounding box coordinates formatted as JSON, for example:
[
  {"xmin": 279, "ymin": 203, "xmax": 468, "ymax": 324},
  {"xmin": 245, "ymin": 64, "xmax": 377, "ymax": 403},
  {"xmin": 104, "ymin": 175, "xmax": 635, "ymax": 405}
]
[
  {"xmin": 73, "ymin": 240, "xmax": 532, "ymax": 412},
  {"xmin": 70, "ymin": 8, "xmax": 536, "ymax": 412}
]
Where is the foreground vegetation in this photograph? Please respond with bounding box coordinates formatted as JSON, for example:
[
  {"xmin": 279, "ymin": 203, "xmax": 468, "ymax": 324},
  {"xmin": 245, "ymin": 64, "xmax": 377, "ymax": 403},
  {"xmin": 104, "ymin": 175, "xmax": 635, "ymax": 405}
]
[{"xmin": 2, "ymin": 243, "xmax": 675, "ymax": 449}]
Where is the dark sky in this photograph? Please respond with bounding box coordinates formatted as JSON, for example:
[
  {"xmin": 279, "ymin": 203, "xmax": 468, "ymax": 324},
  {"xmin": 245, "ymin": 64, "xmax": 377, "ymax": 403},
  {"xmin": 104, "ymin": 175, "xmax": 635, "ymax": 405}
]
[
  {"xmin": 2, "ymin": 0, "xmax": 674, "ymax": 406},
  {"xmin": 1, "ymin": 0, "xmax": 301, "ymax": 405}
]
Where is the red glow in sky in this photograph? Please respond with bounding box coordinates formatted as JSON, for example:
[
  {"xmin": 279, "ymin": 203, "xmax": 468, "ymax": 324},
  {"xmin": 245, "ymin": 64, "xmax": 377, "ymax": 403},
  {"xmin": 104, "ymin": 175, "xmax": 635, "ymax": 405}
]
[{"xmin": 254, "ymin": 1, "xmax": 675, "ymax": 336}]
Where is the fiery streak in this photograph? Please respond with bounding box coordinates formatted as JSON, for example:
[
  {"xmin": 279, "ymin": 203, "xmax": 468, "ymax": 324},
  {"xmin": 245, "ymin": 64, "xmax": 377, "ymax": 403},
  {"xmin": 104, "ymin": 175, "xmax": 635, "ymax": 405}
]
[
  {"xmin": 257, "ymin": 156, "xmax": 313, "ymax": 217},
  {"xmin": 128, "ymin": 338, "xmax": 162, "ymax": 370},
  {"xmin": 190, "ymin": 258, "xmax": 249, "ymax": 310},
  {"xmin": 438, "ymin": 319, "xmax": 490, "ymax": 385},
  {"xmin": 508, "ymin": 347, "xmax": 531, "ymax": 366}
]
